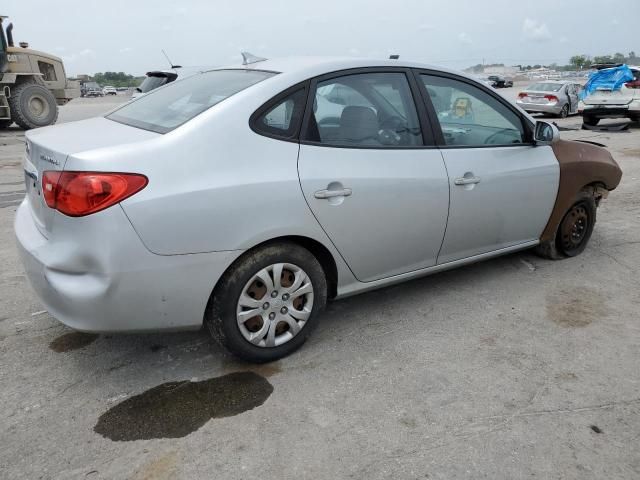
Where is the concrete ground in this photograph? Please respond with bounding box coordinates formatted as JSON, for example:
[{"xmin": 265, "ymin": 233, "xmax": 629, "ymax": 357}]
[{"xmin": 1, "ymin": 93, "xmax": 639, "ymax": 480}]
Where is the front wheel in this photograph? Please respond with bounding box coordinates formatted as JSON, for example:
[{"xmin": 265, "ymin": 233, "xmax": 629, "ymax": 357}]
[
  {"xmin": 556, "ymin": 194, "xmax": 596, "ymax": 257},
  {"xmin": 8, "ymin": 82, "xmax": 59, "ymax": 129},
  {"xmin": 205, "ymin": 243, "xmax": 327, "ymax": 363}
]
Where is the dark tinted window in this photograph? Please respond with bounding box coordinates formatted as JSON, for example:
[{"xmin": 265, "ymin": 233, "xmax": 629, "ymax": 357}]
[
  {"xmin": 139, "ymin": 75, "xmax": 171, "ymax": 93},
  {"xmin": 305, "ymin": 72, "xmax": 422, "ymax": 147},
  {"xmin": 38, "ymin": 61, "xmax": 57, "ymax": 81},
  {"xmin": 108, "ymin": 69, "xmax": 275, "ymax": 134},
  {"xmin": 253, "ymin": 88, "xmax": 306, "ymax": 139},
  {"xmin": 421, "ymin": 74, "xmax": 526, "ymax": 147}
]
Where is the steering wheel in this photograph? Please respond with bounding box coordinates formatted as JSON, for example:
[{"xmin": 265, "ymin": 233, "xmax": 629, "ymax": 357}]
[
  {"xmin": 483, "ymin": 128, "xmax": 521, "ymax": 145},
  {"xmin": 377, "ymin": 115, "xmax": 407, "ymax": 146}
]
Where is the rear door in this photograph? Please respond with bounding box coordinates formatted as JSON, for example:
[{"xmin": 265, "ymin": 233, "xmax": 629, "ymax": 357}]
[
  {"xmin": 417, "ymin": 72, "xmax": 558, "ymax": 264},
  {"xmin": 297, "ymin": 69, "xmax": 450, "ymax": 282}
]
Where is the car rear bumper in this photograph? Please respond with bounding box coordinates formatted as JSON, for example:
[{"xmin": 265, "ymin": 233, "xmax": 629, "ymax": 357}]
[
  {"xmin": 516, "ymin": 101, "xmax": 562, "ymax": 115},
  {"xmin": 15, "ymin": 199, "xmax": 240, "ymax": 332}
]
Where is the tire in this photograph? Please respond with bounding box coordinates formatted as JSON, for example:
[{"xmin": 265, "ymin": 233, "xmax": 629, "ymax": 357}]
[
  {"xmin": 535, "ymin": 189, "xmax": 597, "ymax": 259},
  {"xmin": 583, "ymin": 116, "xmax": 600, "ymax": 126},
  {"xmin": 8, "ymin": 82, "xmax": 58, "ymax": 129},
  {"xmin": 559, "ymin": 104, "xmax": 569, "ymax": 118},
  {"xmin": 0, "ymin": 119, "xmax": 13, "ymax": 129},
  {"xmin": 205, "ymin": 242, "xmax": 328, "ymax": 363}
]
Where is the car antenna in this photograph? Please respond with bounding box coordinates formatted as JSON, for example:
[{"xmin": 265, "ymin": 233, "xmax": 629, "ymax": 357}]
[
  {"xmin": 241, "ymin": 51, "xmax": 267, "ymax": 65},
  {"xmin": 161, "ymin": 49, "xmax": 182, "ymax": 69}
]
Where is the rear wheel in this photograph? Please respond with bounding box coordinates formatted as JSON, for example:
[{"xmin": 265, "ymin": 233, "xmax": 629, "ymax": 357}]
[
  {"xmin": 559, "ymin": 104, "xmax": 569, "ymax": 118},
  {"xmin": 205, "ymin": 242, "xmax": 327, "ymax": 363},
  {"xmin": 8, "ymin": 82, "xmax": 59, "ymax": 129},
  {"xmin": 583, "ymin": 116, "xmax": 600, "ymax": 126}
]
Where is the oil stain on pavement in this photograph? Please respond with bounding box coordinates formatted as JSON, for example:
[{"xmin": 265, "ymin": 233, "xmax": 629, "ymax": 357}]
[
  {"xmin": 49, "ymin": 332, "xmax": 99, "ymax": 352},
  {"xmin": 546, "ymin": 287, "xmax": 609, "ymax": 328},
  {"xmin": 94, "ymin": 372, "xmax": 273, "ymax": 441}
]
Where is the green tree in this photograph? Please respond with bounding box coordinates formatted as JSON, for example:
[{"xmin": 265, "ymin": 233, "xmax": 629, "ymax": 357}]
[{"xmin": 570, "ymin": 55, "xmax": 588, "ymax": 69}]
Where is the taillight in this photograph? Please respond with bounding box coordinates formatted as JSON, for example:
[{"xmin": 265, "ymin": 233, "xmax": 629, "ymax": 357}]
[
  {"xmin": 625, "ymin": 80, "xmax": 640, "ymax": 89},
  {"xmin": 517, "ymin": 92, "xmax": 527, "ymax": 99},
  {"xmin": 42, "ymin": 171, "xmax": 148, "ymax": 217},
  {"xmin": 544, "ymin": 95, "xmax": 558, "ymax": 103}
]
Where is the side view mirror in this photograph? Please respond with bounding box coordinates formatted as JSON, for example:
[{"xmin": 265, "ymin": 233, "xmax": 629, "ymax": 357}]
[{"xmin": 534, "ymin": 121, "xmax": 560, "ymax": 145}]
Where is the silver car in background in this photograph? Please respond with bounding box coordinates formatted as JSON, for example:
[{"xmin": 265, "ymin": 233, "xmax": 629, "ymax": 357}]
[{"xmin": 516, "ymin": 81, "xmax": 581, "ymax": 117}]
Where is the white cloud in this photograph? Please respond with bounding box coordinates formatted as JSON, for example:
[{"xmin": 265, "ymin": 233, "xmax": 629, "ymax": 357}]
[
  {"xmin": 119, "ymin": 47, "xmax": 133, "ymax": 53},
  {"xmin": 458, "ymin": 32, "xmax": 472, "ymax": 45},
  {"xmin": 522, "ymin": 18, "xmax": 552, "ymax": 41}
]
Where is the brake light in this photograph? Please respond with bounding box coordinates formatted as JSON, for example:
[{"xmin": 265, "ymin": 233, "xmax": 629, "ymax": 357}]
[
  {"xmin": 625, "ymin": 80, "xmax": 640, "ymax": 89},
  {"xmin": 42, "ymin": 171, "xmax": 148, "ymax": 217},
  {"xmin": 544, "ymin": 95, "xmax": 558, "ymax": 103}
]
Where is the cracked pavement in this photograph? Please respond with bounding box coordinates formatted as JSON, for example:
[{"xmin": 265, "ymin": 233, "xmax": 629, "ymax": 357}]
[{"xmin": 1, "ymin": 94, "xmax": 640, "ymax": 479}]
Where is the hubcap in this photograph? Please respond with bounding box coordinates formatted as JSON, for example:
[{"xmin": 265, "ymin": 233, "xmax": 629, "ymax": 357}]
[
  {"xmin": 28, "ymin": 94, "xmax": 50, "ymax": 120},
  {"xmin": 236, "ymin": 263, "xmax": 314, "ymax": 348},
  {"xmin": 560, "ymin": 204, "xmax": 589, "ymax": 251}
]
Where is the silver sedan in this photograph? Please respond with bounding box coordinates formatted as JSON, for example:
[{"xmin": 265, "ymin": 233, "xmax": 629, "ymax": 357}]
[
  {"xmin": 15, "ymin": 57, "xmax": 621, "ymax": 362},
  {"xmin": 516, "ymin": 81, "xmax": 581, "ymax": 117}
]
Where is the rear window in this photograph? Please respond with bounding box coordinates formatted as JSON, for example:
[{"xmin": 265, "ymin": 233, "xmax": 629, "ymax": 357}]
[
  {"xmin": 527, "ymin": 83, "xmax": 563, "ymax": 92},
  {"xmin": 108, "ymin": 69, "xmax": 276, "ymax": 133}
]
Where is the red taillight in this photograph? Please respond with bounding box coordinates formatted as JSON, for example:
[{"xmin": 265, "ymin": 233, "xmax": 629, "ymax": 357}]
[
  {"xmin": 625, "ymin": 80, "xmax": 640, "ymax": 89},
  {"xmin": 517, "ymin": 92, "xmax": 527, "ymax": 99},
  {"xmin": 544, "ymin": 95, "xmax": 558, "ymax": 103},
  {"xmin": 41, "ymin": 171, "xmax": 148, "ymax": 217}
]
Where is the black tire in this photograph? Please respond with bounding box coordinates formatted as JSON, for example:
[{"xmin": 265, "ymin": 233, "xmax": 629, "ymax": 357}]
[
  {"xmin": 583, "ymin": 116, "xmax": 600, "ymax": 126},
  {"xmin": 559, "ymin": 104, "xmax": 569, "ymax": 118},
  {"xmin": 535, "ymin": 189, "xmax": 597, "ymax": 259},
  {"xmin": 8, "ymin": 82, "xmax": 59, "ymax": 129},
  {"xmin": 205, "ymin": 242, "xmax": 327, "ymax": 363},
  {"xmin": 0, "ymin": 119, "xmax": 13, "ymax": 129}
]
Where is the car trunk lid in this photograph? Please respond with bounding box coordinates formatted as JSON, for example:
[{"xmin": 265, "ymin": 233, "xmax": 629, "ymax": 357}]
[{"xmin": 24, "ymin": 117, "xmax": 159, "ymax": 237}]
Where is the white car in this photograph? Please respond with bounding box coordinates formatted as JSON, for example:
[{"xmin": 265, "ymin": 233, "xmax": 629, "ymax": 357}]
[
  {"xmin": 579, "ymin": 65, "xmax": 640, "ymax": 125},
  {"xmin": 102, "ymin": 86, "xmax": 117, "ymax": 96}
]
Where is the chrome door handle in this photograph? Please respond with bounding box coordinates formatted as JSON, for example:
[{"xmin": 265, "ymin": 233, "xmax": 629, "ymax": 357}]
[
  {"xmin": 314, "ymin": 188, "xmax": 352, "ymax": 199},
  {"xmin": 454, "ymin": 176, "xmax": 481, "ymax": 186}
]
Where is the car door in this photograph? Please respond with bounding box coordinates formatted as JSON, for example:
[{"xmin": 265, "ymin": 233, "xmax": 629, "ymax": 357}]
[
  {"xmin": 566, "ymin": 84, "xmax": 579, "ymax": 113},
  {"xmin": 297, "ymin": 69, "xmax": 450, "ymax": 282},
  {"xmin": 417, "ymin": 72, "xmax": 559, "ymax": 265}
]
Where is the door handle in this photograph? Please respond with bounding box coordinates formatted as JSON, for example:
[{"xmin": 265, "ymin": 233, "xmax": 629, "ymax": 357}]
[
  {"xmin": 454, "ymin": 176, "xmax": 481, "ymax": 186},
  {"xmin": 314, "ymin": 188, "xmax": 352, "ymax": 199}
]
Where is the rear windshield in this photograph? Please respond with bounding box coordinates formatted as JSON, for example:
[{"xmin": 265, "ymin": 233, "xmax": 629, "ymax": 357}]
[
  {"xmin": 108, "ymin": 69, "xmax": 276, "ymax": 133},
  {"xmin": 527, "ymin": 83, "xmax": 563, "ymax": 92}
]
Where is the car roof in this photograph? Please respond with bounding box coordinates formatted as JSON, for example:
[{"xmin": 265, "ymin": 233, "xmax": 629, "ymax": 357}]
[{"xmin": 207, "ymin": 56, "xmax": 469, "ymax": 83}]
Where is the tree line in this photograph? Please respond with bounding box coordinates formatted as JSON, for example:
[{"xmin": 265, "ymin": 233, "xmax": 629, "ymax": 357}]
[{"xmin": 90, "ymin": 71, "xmax": 145, "ymax": 88}]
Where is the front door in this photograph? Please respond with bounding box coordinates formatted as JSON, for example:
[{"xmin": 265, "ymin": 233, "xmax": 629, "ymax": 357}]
[
  {"xmin": 297, "ymin": 70, "xmax": 450, "ymax": 282},
  {"xmin": 418, "ymin": 73, "xmax": 559, "ymax": 264}
]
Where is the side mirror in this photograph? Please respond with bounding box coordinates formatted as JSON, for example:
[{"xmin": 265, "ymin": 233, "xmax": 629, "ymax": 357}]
[{"xmin": 534, "ymin": 120, "xmax": 560, "ymax": 145}]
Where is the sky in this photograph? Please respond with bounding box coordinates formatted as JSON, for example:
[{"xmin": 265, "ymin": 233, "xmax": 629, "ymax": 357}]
[{"xmin": 5, "ymin": 0, "xmax": 638, "ymax": 76}]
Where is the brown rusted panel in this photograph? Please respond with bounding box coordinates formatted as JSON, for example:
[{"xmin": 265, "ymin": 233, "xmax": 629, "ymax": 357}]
[{"xmin": 540, "ymin": 140, "xmax": 622, "ymax": 242}]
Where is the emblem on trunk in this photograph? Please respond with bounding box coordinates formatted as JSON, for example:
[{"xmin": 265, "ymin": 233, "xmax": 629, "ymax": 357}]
[{"xmin": 40, "ymin": 153, "xmax": 60, "ymax": 166}]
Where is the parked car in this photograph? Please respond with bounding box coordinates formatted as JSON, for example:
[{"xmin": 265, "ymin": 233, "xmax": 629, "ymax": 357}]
[
  {"xmin": 84, "ymin": 88, "xmax": 104, "ymax": 97},
  {"xmin": 487, "ymin": 75, "xmax": 513, "ymax": 88},
  {"xmin": 16, "ymin": 57, "xmax": 621, "ymax": 362},
  {"xmin": 102, "ymin": 86, "xmax": 117, "ymax": 96},
  {"xmin": 516, "ymin": 81, "xmax": 581, "ymax": 118},
  {"xmin": 579, "ymin": 65, "xmax": 640, "ymax": 125}
]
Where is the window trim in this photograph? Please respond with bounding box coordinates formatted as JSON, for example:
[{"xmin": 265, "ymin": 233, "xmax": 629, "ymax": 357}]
[
  {"xmin": 412, "ymin": 69, "xmax": 535, "ymax": 149},
  {"xmin": 249, "ymin": 81, "xmax": 309, "ymax": 143},
  {"xmin": 299, "ymin": 67, "xmax": 436, "ymax": 150}
]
